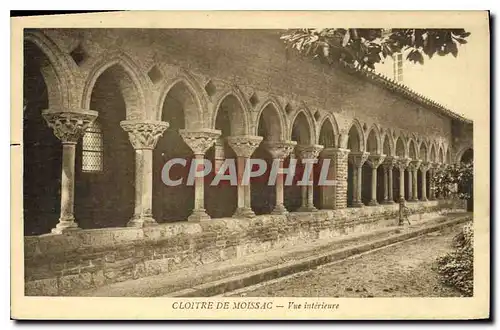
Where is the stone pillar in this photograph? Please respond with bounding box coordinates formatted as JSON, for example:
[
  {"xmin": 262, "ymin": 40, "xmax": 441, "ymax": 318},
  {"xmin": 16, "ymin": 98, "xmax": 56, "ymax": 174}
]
[
  {"xmin": 318, "ymin": 148, "xmax": 336, "ymax": 209},
  {"xmin": 214, "ymin": 137, "xmax": 225, "ymax": 173},
  {"xmin": 382, "ymin": 156, "xmax": 397, "ymax": 204},
  {"xmin": 348, "ymin": 152, "xmax": 369, "ymax": 207},
  {"xmin": 419, "ymin": 161, "xmax": 430, "ymax": 201},
  {"xmin": 226, "ymin": 135, "xmax": 263, "ymax": 218},
  {"xmin": 42, "ymin": 109, "xmax": 98, "ymax": 234},
  {"xmin": 180, "ymin": 129, "xmax": 221, "ymax": 222},
  {"xmin": 396, "ymin": 158, "xmax": 411, "ymax": 201},
  {"xmin": 120, "ymin": 120, "xmax": 169, "ymax": 227},
  {"xmin": 409, "ymin": 160, "xmax": 421, "ymax": 202},
  {"xmin": 264, "ymin": 140, "xmax": 297, "ymax": 215},
  {"xmin": 296, "ymin": 144, "xmax": 324, "ymax": 212},
  {"xmin": 366, "ymin": 154, "xmax": 386, "ymax": 206},
  {"xmin": 428, "ymin": 163, "xmax": 436, "ymax": 200}
]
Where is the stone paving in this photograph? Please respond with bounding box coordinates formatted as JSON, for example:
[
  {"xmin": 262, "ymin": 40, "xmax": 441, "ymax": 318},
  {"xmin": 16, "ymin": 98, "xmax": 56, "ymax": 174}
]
[{"xmin": 228, "ymin": 223, "xmax": 465, "ymax": 297}]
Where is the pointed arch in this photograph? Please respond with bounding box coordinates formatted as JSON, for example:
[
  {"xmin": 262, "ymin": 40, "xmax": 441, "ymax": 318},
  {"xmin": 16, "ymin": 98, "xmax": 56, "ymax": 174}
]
[
  {"xmin": 419, "ymin": 141, "xmax": 428, "ymax": 162},
  {"xmin": 429, "ymin": 143, "xmax": 437, "ymax": 162},
  {"xmin": 24, "ymin": 30, "xmax": 75, "ymax": 109},
  {"xmin": 381, "ymin": 129, "xmax": 394, "ymax": 156},
  {"xmin": 408, "ymin": 138, "xmax": 418, "ymax": 159},
  {"xmin": 438, "ymin": 145, "xmax": 445, "ymax": 163},
  {"xmin": 290, "ymin": 109, "xmax": 315, "ymax": 145},
  {"xmin": 366, "ymin": 125, "xmax": 381, "ymax": 154},
  {"xmin": 255, "ymin": 98, "xmax": 287, "ymax": 141},
  {"xmin": 395, "ymin": 135, "xmax": 406, "ymax": 158},
  {"xmin": 212, "ymin": 89, "xmax": 250, "ymax": 136},
  {"xmin": 81, "ymin": 51, "xmax": 148, "ymax": 120},
  {"xmin": 346, "ymin": 119, "xmax": 365, "ymax": 152},
  {"xmin": 318, "ymin": 116, "xmax": 339, "ymax": 148}
]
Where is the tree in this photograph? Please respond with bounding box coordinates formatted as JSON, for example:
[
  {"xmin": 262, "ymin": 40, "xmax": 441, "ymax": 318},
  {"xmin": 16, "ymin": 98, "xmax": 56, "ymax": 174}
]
[
  {"xmin": 281, "ymin": 28, "xmax": 471, "ymax": 70},
  {"xmin": 432, "ymin": 161, "xmax": 473, "ymax": 201}
]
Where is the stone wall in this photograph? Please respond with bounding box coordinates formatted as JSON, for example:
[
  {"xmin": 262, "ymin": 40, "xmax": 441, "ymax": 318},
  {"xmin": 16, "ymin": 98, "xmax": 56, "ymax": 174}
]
[{"xmin": 25, "ymin": 199, "xmax": 464, "ymax": 296}]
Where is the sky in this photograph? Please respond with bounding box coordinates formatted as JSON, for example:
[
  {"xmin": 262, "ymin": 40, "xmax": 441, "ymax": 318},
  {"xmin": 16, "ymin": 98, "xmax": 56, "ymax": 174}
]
[{"xmin": 374, "ymin": 27, "xmax": 488, "ymax": 121}]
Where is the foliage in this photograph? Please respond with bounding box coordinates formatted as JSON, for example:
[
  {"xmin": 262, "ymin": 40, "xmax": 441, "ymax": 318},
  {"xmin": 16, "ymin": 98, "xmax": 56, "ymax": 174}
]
[
  {"xmin": 432, "ymin": 162, "xmax": 473, "ymax": 199},
  {"xmin": 436, "ymin": 222, "xmax": 474, "ymax": 296},
  {"xmin": 280, "ymin": 28, "xmax": 471, "ymax": 70}
]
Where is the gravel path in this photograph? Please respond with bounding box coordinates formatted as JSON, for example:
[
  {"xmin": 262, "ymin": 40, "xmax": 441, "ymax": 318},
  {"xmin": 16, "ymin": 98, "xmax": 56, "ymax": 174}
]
[{"xmin": 229, "ymin": 223, "xmax": 465, "ymax": 297}]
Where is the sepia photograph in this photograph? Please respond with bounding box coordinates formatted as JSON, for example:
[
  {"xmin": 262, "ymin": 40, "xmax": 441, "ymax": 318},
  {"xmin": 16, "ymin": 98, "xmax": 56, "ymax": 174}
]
[{"xmin": 10, "ymin": 10, "xmax": 490, "ymax": 320}]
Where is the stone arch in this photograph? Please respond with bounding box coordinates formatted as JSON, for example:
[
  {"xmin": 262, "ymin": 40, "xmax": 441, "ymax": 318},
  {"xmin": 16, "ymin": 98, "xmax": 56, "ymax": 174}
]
[
  {"xmin": 158, "ymin": 78, "xmax": 206, "ymax": 129},
  {"xmin": 438, "ymin": 145, "xmax": 445, "ymax": 163},
  {"xmin": 429, "ymin": 143, "xmax": 437, "ymax": 162},
  {"xmin": 318, "ymin": 116, "xmax": 338, "ymax": 148},
  {"xmin": 395, "ymin": 136, "xmax": 406, "ymax": 158},
  {"xmin": 81, "ymin": 52, "xmax": 148, "ymax": 120},
  {"xmin": 290, "ymin": 110, "xmax": 315, "ymax": 145},
  {"xmin": 211, "ymin": 90, "xmax": 250, "ymax": 136},
  {"xmin": 419, "ymin": 141, "xmax": 428, "ymax": 162},
  {"xmin": 408, "ymin": 139, "xmax": 418, "ymax": 159},
  {"xmin": 346, "ymin": 119, "xmax": 365, "ymax": 152},
  {"xmin": 24, "ymin": 30, "xmax": 75, "ymax": 109},
  {"xmin": 255, "ymin": 99, "xmax": 287, "ymax": 141},
  {"xmin": 365, "ymin": 125, "xmax": 381, "ymax": 154},
  {"xmin": 381, "ymin": 131, "xmax": 394, "ymax": 156},
  {"xmin": 456, "ymin": 144, "xmax": 473, "ymax": 164}
]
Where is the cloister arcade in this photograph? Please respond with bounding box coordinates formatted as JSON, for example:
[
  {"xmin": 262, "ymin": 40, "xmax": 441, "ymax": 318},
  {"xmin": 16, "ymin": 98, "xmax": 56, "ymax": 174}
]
[{"xmin": 23, "ymin": 31, "xmax": 469, "ymax": 236}]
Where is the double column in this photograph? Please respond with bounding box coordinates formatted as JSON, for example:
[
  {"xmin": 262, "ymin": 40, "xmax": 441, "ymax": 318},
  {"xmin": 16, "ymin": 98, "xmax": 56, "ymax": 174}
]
[
  {"xmin": 382, "ymin": 156, "xmax": 398, "ymax": 204},
  {"xmin": 419, "ymin": 161, "xmax": 430, "ymax": 201},
  {"xmin": 120, "ymin": 120, "xmax": 169, "ymax": 227},
  {"xmin": 296, "ymin": 144, "xmax": 324, "ymax": 212},
  {"xmin": 365, "ymin": 154, "xmax": 386, "ymax": 206},
  {"xmin": 396, "ymin": 157, "xmax": 411, "ymax": 201},
  {"xmin": 179, "ymin": 129, "xmax": 221, "ymax": 222},
  {"xmin": 264, "ymin": 140, "xmax": 297, "ymax": 215},
  {"xmin": 226, "ymin": 135, "xmax": 263, "ymax": 218},
  {"xmin": 348, "ymin": 152, "xmax": 369, "ymax": 208},
  {"xmin": 42, "ymin": 109, "xmax": 98, "ymax": 234},
  {"xmin": 408, "ymin": 160, "xmax": 421, "ymax": 202}
]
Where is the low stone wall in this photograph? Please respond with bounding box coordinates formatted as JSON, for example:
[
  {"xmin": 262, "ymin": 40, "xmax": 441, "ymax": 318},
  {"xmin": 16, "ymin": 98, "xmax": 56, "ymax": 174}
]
[{"xmin": 24, "ymin": 199, "xmax": 464, "ymax": 296}]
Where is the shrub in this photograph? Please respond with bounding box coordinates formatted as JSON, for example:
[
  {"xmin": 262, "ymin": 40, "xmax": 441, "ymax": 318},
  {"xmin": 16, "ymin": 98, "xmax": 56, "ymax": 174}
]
[{"xmin": 436, "ymin": 222, "xmax": 474, "ymax": 296}]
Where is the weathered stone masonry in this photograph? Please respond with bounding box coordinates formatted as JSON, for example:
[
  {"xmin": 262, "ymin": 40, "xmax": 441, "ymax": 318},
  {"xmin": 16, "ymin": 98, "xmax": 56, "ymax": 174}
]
[{"xmin": 23, "ymin": 29, "xmax": 473, "ymax": 295}]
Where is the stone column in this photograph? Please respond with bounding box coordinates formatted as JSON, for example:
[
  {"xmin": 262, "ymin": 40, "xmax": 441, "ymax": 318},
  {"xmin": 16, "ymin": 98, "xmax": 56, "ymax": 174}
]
[
  {"xmin": 348, "ymin": 152, "xmax": 369, "ymax": 207},
  {"xmin": 180, "ymin": 129, "xmax": 221, "ymax": 222},
  {"xmin": 396, "ymin": 158, "xmax": 411, "ymax": 201},
  {"xmin": 42, "ymin": 109, "xmax": 98, "ymax": 234},
  {"xmin": 264, "ymin": 140, "xmax": 297, "ymax": 215},
  {"xmin": 382, "ymin": 156, "xmax": 397, "ymax": 204},
  {"xmin": 226, "ymin": 135, "xmax": 263, "ymax": 218},
  {"xmin": 366, "ymin": 154, "xmax": 386, "ymax": 206},
  {"xmin": 428, "ymin": 163, "xmax": 436, "ymax": 200},
  {"xmin": 318, "ymin": 148, "xmax": 336, "ymax": 209},
  {"xmin": 409, "ymin": 160, "xmax": 421, "ymax": 202},
  {"xmin": 120, "ymin": 120, "xmax": 169, "ymax": 227},
  {"xmin": 419, "ymin": 161, "xmax": 430, "ymax": 201},
  {"xmin": 296, "ymin": 144, "xmax": 324, "ymax": 212}
]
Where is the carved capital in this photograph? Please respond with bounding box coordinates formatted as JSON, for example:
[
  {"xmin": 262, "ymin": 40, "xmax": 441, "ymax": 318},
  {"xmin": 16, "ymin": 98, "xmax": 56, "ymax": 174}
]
[
  {"xmin": 226, "ymin": 135, "xmax": 263, "ymax": 158},
  {"xmin": 419, "ymin": 161, "xmax": 431, "ymax": 172},
  {"xmin": 263, "ymin": 140, "xmax": 297, "ymax": 160},
  {"xmin": 396, "ymin": 157, "xmax": 411, "ymax": 170},
  {"xmin": 366, "ymin": 154, "xmax": 386, "ymax": 169},
  {"xmin": 120, "ymin": 120, "xmax": 169, "ymax": 150},
  {"xmin": 179, "ymin": 129, "xmax": 221, "ymax": 155},
  {"xmin": 321, "ymin": 147, "xmax": 350, "ymax": 159},
  {"xmin": 408, "ymin": 159, "xmax": 422, "ymax": 171},
  {"xmin": 382, "ymin": 156, "xmax": 398, "ymax": 170},
  {"xmin": 42, "ymin": 109, "xmax": 98, "ymax": 144},
  {"xmin": 295, "ymin": 144, "xmax": 324, "ymax": 161},
  {"xmin": 348, "ymin": 151, "xmax": 369, "ymax": 167}
]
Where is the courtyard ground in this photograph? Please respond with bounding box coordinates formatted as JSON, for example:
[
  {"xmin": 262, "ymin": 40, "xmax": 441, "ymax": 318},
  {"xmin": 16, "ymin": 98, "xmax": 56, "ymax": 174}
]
[{"xmin": 227, "ymin": 223, "xmax": 465, "ymax": 297}]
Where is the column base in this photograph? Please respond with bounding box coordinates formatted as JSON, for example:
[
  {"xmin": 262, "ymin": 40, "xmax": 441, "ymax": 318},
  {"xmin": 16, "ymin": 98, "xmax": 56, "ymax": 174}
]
[
  {"xmin": 368, "ymin": 200, "xmax": 379, "ymax": 206},
  {"xmin": 409, "ymin": 198, "xmax": 419, "ymax": 202},
  {"xmin": 233, "ymin": 207, "xmax": 256, "ymax": 218},
  {"xmin": 382, "ymin": 200, "xmax": 395, "ymax": 205},
  {"xmin": 187, "ymin": 209, "xmax": 211, "ymax": 222},
  {"xmin": 420, "ymin": 197, "xmax": 428, "ymax": 202},
  {"xmin": 127, "ymin": 216, "xmax": 158, "ymax": 228},
  {"xmin": 351, "ymin": 201, "xmax": 364, "ymax": 208},
  {"xmin": 271, "ymin": 204, "xmax": 288, "ymax": 215},
  {"xmin": 51, "ymin": 219, "xmax": 80, "ymax": 234},
  {"xmin": 297, "ymin": 205, "xmax": 317, "ymax": 212}
]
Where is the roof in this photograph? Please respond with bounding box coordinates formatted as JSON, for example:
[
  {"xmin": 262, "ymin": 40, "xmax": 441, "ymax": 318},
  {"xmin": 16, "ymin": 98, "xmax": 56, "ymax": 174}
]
[{"xmin": 337, "ymin": 59, "xmax": 473, "ymax": 125}]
